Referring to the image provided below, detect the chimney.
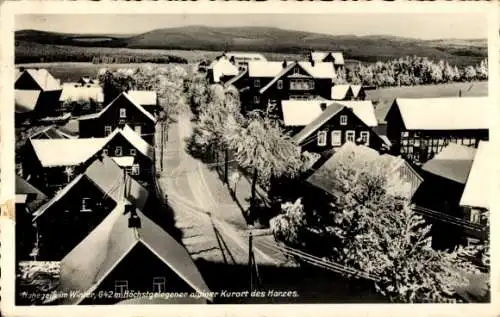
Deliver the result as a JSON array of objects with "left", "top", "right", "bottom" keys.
[
  {"left": 126, "top": 203, "right": 141, "bottom": 228},
  {"left": 310, "top": 56, "right": 315, "bottom": 67},
  {"left": 282, "top": 60, "right": 287, "bottom": 68},
  {"left": 320, "top": 102, "right": 327, "bottom": 111},
  {"left": 229, "top": 56, "right": 236, "bottom": 64}
]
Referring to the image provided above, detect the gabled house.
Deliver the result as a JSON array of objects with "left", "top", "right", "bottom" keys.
[
  {"left": 207, "top": 56, "right": 240, "bottom": 84},
  {"left": 300, "top": 142, "right": 422, "bottom": 215},
  {"left": 31, "top": 155, "right": 149, "bottom": 261},
  {"left": 23, "top": 125, "right": 154, "bottom": 193},
  {"left": 56, "top": 203, "right": 212, "bottom": 305},
  {"left": 350, "top": 85, "right": 366, "bottom": 101},
  {"left": 77, "top": 76, "right": 99, "bottom": 86},
  {"left": 127, "top": 90, "right": 161, "bottom": 116},
  {"left": 385, "top": 97, "right": 490, "bottom": 165},
  {"left": 224, "top": 51, "right": 267, "bottom": 71},
  {"left": 331, "top": 85, "right": 354, "bottom": 101},
  {"left": 28, "top": 125, "right": 74, "bottom": 140},
  {"left": 15, "top": 69, "right": 61, "bottom": 92},
  {"left": 243, "top": 60, "right": 335, "bottom": 113},
  {"left": 459, "top": 141, "right": 491, "bottom": 224},
  {"left": 14, "top": 69, "right": 63, "bottom": 119},
  {"left": 309, "top": 51, "right": 345, "bottom": 71},
  {"left": 288, "top": 100, "right": 387, "bottom": 154},
  {"left": 59, "top": 83, "right": 104, "bottom": 116},
  {"left": 78, "top": 92, "right": 157, "bottom": 144},
  {"left": 16, "top": 176, "right": 48, "bottom": 260}
]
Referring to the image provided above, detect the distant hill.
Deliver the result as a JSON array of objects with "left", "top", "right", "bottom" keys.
[{"left": 15, "top": 27, "right": 488, "bottom": 65}]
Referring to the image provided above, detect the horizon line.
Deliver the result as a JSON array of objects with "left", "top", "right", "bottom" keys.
[{"left": 14, "top": 25, "right": 487, "bottom": 42}]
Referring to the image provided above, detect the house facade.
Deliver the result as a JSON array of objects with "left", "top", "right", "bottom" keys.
[
  {"left": 385, "top": 97, "right": 489, "bottom": 165},
  {"left": 79, "top": 92, "right": 156, "bottom": 144},
  {"left": 57, "top": 207, "right": 212, "bottom": 305},
  {"left": 241, "top": 60, "right": 335, "bottom": 113},
  {"left": 289, "top": 101, "right": 387, "bottom": 154},
  {"left": 31, "top": 155, "right": 149, "bottom": 261}
]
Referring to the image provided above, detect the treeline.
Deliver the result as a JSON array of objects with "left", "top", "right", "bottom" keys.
[
  {"left": 15, "top": 41, "right": 188, "bottom": 64},
  {"left": 338, "top": 56, "right": 488, "bottom": 87}
]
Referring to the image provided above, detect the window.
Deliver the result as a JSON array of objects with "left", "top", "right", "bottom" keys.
[
  {"left": 115, "top": 146, "right": 123, "bottom": 157},
  {"left": 331, "top": 130, "right": 342, "bottom": 146},
  {"left": 289, "top": 79, "right": 314, "bottom": 90},
  {"left": 340, "top": 115, "right": 348, "bottom": 126},
  {"left": 131, "top": 164, "right": 140, "bottom": 176},
  {"left": 254, "top": 79, "right": 260, "bottom": 88},
  {"left": 360, "top": 131, "right": 370, "bottom": 145},
  {"left": 119, "top": 108, "right": 127, "bottom": 118},
  {"left": 470, "top": 209, "right": 482, "bottom": 224},
  {"left": 152, "top": 277, "right": 166, "bottom": 293},
  {"left": 115, "top": 280, "right": 128, "bottom": 294},
  {"left": 317, "top": 131, "right": 327, "bottom": 146},
  {"left": 293, "top": 67, "right": 300, "bottom": 74},
  {"left": 254, "top": 96, "right": 260, "bottom": 104},
  {"left": 345, "top": 131, "right": 355, "bottom": 143},
  {"left": 401, "top": 131, "right": 409, "bottom": 138},
  {"left": 81, "top": 198, "right": 92, "bottom": 212},
  {"left": 130, "top": 149, "right": 137, "bottom": 156},
  {"left": 134, "top": 125, "right": 142, "bottom": 135},
  {"left": 277, "top": 80, "right": 283, "bottom": 89},
  {"left": 104, "top": 125, "right": 112, "bottom": 136}
]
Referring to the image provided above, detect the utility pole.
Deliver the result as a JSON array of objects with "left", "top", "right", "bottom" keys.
[
  {"left": 248, "top": 230, "right": 253, "bottom": 297},
  {"left": 160, "top": 120, "right": 165, "bottom": 172}
]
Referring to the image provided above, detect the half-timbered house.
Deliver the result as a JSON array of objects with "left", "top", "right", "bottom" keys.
[{"left": 385, "top": 97, "right": 489, "bottom": 165}]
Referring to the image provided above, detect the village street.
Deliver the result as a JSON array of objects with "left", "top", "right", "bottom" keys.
[{"left": 154, "top": 112, "right": 289, "bottom": 268}]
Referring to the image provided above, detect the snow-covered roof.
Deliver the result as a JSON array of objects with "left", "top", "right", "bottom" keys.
[
  {"left": 78, "top": 92, "right": 156, "bottom": 122},
  {"left": 282, "top": 99, "right": 377, "bottom": 128},
  {"left": 388, "top": 97, "right": 490, "bottom": 130},
  {"left": 331, "top": 85, "right": 352, "bottom": 100},
  {"left": 59, "top": 84, "right": 104, "bottom": 103},
  {"left": 460, "top": 141, "right": 492, "bottom": 209},
  {"left": 225, "top": 52, "right": 267, "bottom": 62},
  {"left": 15, "top": 90, "right": 41, "bottom": 113},
  {"left": 21, "top": 69, "right": 61, "bottom": 91},
  {"left": 310, "top": 51, "right": 345, "bottom": 65},
  {"left": 127, "top": 90, "right": 157, "bottom": 106},
  {"left": 111, "top": 156, "right": 135, "bottom": 167},
  {"left": 210, "top": 58, "right": 240, "bottom": 83}
]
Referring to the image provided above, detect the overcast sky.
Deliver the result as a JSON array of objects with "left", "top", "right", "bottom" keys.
[{"left": 16, "top": 13, "right": 488, "bottom": 40}]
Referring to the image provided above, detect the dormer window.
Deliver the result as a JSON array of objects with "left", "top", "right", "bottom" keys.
[
  {"left": 119, "top": 108, "right": 126, "bottom": 118},
  {"left": 340, "top": 115, "right": 348, "bottom": 126}
]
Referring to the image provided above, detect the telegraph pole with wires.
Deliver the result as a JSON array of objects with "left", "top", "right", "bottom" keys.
[{"left": 248, "top": 230, "right": 253, "bottom": 297}]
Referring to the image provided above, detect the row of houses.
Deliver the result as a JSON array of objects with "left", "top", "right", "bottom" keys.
[
  {"left": 15, "top": 69, "right": 213, "bottom": 304},
  {"left": 15, "top": 68, "right": 160, "bottom": 122},
  {"left": 203, "top": 51, "right": 491, "bottom": 250}
]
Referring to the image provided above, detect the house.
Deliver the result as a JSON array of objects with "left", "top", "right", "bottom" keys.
[
  {"left": 207, "top": 56, "right": 240, "bottom": 84},
  {"left": 103, "top": 125, "right": 155, "bottom": 183},
  {"left": 288, "top": 100, "right": 388, "bottom": 154},
  {"left": 15, "top": 68, "right": 61, "bottom": 91},
  {"left": 223, "top": 51, "right": 267, "bottom": 71},
  {"left": 385, "top": 97, "right": 490, "bottom": 165},
  {"left": 77, "top": 76, "right": 99, "bottom": 86},
  {"left": 350, "top": 85, "right": 366, "bottom": 100},
  {"left": 15, "top": 89, "right": 63, "bottom": 121},
  {"left": 31, "top": 155, "right": 149, "bottom": 261},
  {"left": 56, "top": 203, "right": 212, "bottom": 305},
  {"left": 59, "top": 119, "right": 80, "bottom": 138},
  {"left": 126, "top": 90, "right": 161, "bottom": 116},
  {"left": 412, "top": 143, "right": 483, "bottom": 249},
  {"left": 459, "top": 141, "right": 491, "bottom": 225},
  {"left": 28, "top": 125, "right": 74, "bottom": 140},
  {"left": 78, "top": 92, "right": 157, "bottom": 144},
  {"left": 16, "top": 176, "right": 48, "bottom": 260},
  {"left": 242, "top": 60, "right": 335, "bottom": 113},
  {"left": 331, "top": 85, "right": 354, "bottom": 101},
  {"left": 23, "top": 125, "right": 154, "bottom": 192},
  {"left": 301, "top": 142, "right": 422, "bottom": 214},
  {"left": 309, "top": 51, "right": 345, "bottom": 71},
  {"left": 59, "top": 83, "right": 104, "bottom": 115}
]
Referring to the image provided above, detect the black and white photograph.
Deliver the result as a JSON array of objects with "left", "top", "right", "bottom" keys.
[{"left": 0, "top": 2, "right": 498, "bottom": 315}]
